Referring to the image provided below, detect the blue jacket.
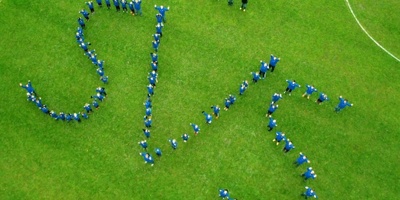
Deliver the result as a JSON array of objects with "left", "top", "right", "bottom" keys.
[
  {"left": 287, "top": 80, "right": 300, "bottom": 90},
  {"left": 269, "top": 55, "right": 280, "bottom": 66},
  {"left": 305, "top": 85, "right": 317, "bottom": 95}
]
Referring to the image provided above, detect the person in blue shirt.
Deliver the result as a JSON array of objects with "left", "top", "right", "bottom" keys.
[
  {"left": 284, "top": 80, "right": 301, "bottom": 96},
  {"left": 224, "top": 98, "right": 231, "bottom": 111},
  {"left": 211, "top": 105, "right": 220, "bottom": 119},
  {"left": 251, "top": 72, "right": 260, "bottom": 83},
  {"left": 155, "top": 148, "right": 162, "bottom": 157},
  {"left": 96, "top": 87, "right": 107, "bottom": 97},
  {"left": 269, "top": 54, "right": 280, "bottom": 72},
  {"left": 144, "top": 116, "right": 152, "bottom": 128},
  {"left": 58, "top": 112, "right": 66, "bottom": 121},
  {"left": 271, "top": 93, "right": 282, "bottom": 104},
  {"left": 153, "top": 33, "right": 161, "bottom": 43},
  {"left": 96, "top": 0, "right": 102, "bottom": 7},
  {"left": 50, "top": 110, "right": 58, "bottom": 120},
  {"left": 19, "top": 80, "right": 36, "bottom": 95},
  {"left": 84, "top": 103, "right": 93, "bottom": 113},
  {"left": 65, "top": 113, "right": 72, "bottom": 122},
  {"left": 242, "top": 80, "right": 249, "bottom": 88},
  {"left": 283, "top": 138, "right": 295, "bottom": 153},
  {"left": 148, "top": 76, "right": 156, "bottom": 87},
  {"left": 73, "top": 113, "right": 81, "bottom": 122},
  {"left": 316, "top": 92, "right": 328, "bottom": 105},
  {"left": 267, "top": 117, "right": 277, "bottom": 131},
  {"left": 128, "top": 2, "right": 135, "bottom": 15},
  {"left": 182, "top": 133, "right": 189, "bottom": 142},
  {"left": 301, "top": 186, "right": 317, "bottom": 199},
  {"left": 335, "top": 96, "right": 353, "bottom": 112},
  {"left": 147, "top": 84, "right": 154, "bottom": 96},
  {"left": 100, "top": 76, "right": 108, "bottom": 84},
  {"left": 82, "top": 112, "right": 89, "bottom": 119},
  {"left": 113, "top": 0, "right": 120, "bottom": 11},
  {"left": 27, "top": 93, "right": 35, "bottom": 102},
  {"left": 156, "top": 23, "right": 164, "bottom": 37},
  {"left": 133, "top": 0, "right": 142, "bottom": 16},
  {"left": 35, "top": 98, "right": 43, "bottom": 108},
  {"left": 79, "top": 42, "right": 90, "bottom": 52},
  {"left": 190, "top": 123, "right": 200, "bottom": 136},
  {"left": 144, "top": 97, "right": 152, "bottom": 108},
  {"left": 302, "top": 85, "right": 318, "bottom": 99},
  {"left": 145, "top": 107, "right": 152, "bottom": 118},
  {"left": 302, "top": 167, "right": 317, "bottom": 180},
  {"left": 266, "top": 103, "right": 278, "bottom": 117},
  {"left": 273, "top": 131, "right": 286, "bottom": 145},
  {"left": 259, "top": 60, "right": 269, "bottom": 79},
  {"left": 169, "top": 139, "right": 177, "bottom": 150},
  {"left": 39, "top": 105, "right": 50, "bottom": 114},
  {"left": 152, "top": 40, "right": 159, "bottom": 52},
  {"left": 229, "top": 94, "right": 236, "bottom": 104},
  {"left": 138, "top": 140, "right": 148, "bottom": 151},
  {"left": 91, "top": 93, "right": 105, "bottom": 101},
  {"left": 219, "top": 189, "right": 230, "bottom": 199},
  {"left": 92, "top": 100, "right": 99, "bottom": 109},
  {"left": 97, "top": 68, "right": 104, "bottom": 77},
  {"left": 86, "top": 1, "right": 95, "bottom": 13},
  {"left": 150, "top": 52, "right": 158, "bottom": 62},
  {"left": 79, "top": 9, "right": 90, "bottom": 20},
  {"left": 90, "top": 54, "right": 98, "bottom": 65},
  {"left": 294, "top": 152, "right": 310, "bottom": 167},
  {"left": 202, "top": 111, "right": 213, "bottom": 124},
  {"left": 140, "top": 152, "right": 154, "bottom": 166},
  {"left": 96, "top": 60, "right": 104, "bottom": 70},
  {"left": 78, "top": 17, "right": 85, "bottom": 28},
  {"left": 154, "top": 5, "right": 170, "bottom": 23},
  {"left": 238, "top": 83, "right": 244, "bottom": 96},
  {"left": 150, "top": 61, "right": 158, "bottom": 72},
  {"left": 105, "top": 0, "right": 111, "bottom": 9},
  {"left": 143, "top": 128, "right": 150, "bottom": 138},
  {"left": 156, "top": 13, "right": 163, "bottom": 24},
  {"left": 120, "top": 0, "right": 127, "bottom": 12}
]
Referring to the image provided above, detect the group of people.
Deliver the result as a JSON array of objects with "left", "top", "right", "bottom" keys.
[
  {"left": 83, "top": 0, "right": 143, "bottom": 16},
  {"left": 138, "top": 5, "right": 170, "bottom": 166},
  {"left": 19, "top": 80, "right": 107, "bottom": 122}
]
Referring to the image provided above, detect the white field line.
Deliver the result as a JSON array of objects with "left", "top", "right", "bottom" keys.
[{"left": 345, "top": 0, "right": 400, "bottom": 62}]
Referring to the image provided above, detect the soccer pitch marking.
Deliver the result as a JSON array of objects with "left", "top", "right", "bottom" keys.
[{"left": 345, "top": 0, "right": 400, "bottom": 62}]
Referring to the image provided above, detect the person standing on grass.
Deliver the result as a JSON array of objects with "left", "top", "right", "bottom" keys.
[
  {"left": 35, "top": 98, "right": 42, "bottom": 108},
  {"left": 58, "top": 112, "right": 66, "bottom": 121},
  {"left": 84, "top": 103, "right": 93, "bottom": 113},
  {"left": 151, "top": 61, "right": 158, "bottom": 72},
  {"left": 145, "top": 107, "right": 152, "bottom": 118},
  {"left": 229, "top": 94, "right": 236, "bottom": 105},
  {"left": 259, "top": 60, "right": 269, "bottom": 79},
  {"left": 138, "top": 140, "right": 148, "bottom": 151},
  {"left": 147, "top": 84, "right": 154, "bottom": 96},
  {"left": 50, "top": 110, "right": 58, "bottom": 120},
  {"left": 153, "top": 33, "right": 161, "bottom": 43},
  {"left": 190, "top": 123, "right": 200, "bottom": 136},
  {"left": 239, "top": 84, "right": 247, "bottom": 95},
  {"left": 294, "top": 152, "right": 311, "bottom": 167},
  {"left": 154, "top": 5, "right": 170, "bottom": 23},
  {"left": 144, "top": 116, "right": 152, "bottom": 128},
  {"left": 169, "top": 139, "right": 178, "bottom": 150},
  {"left": 219, "top": 189, "right": 230, "bottom": 199},
  {"left": 251, "top": 71, "right": 260, "bottom": 83},
  {"left": 79, "top": 9, "right": 90, "bottom": 20},
  {"left": 269, "top": 54, "right": 280, "bottom": 72},
  {"left": 267, "top": 116, "right": 277, "bottom": 131},
  {"left": 79, "top": 41, "right": 90, "bottom": 52},
  {"left": 121, "top": 0, "right": 128, "bottom": 12},
  {"left": 39, "top": 105, "right": 50, "bottom": 114},
  {"left": 335, "top": 96, "right": 353, "bottom": 112},
  {"left": 242, "top": 80, "right": 249, "bottom": 88},
  {"left": 301, "top": 186, "right": 317, "bottom": 199},
  {"left": 92, "top": 100, "right": 99, "bottom": 110},
  {"left": 156, "top": 13, "right": 163, "bottom": 24},
  {"left": 96, "top": 0, "right": 102, "bottom": 7},
  {"left": 91, "top": 93, "right": 105, "bottom": 102},
  {"left": 240, "top": 0, "right": 248, "bottom": 11},
  {"left": 143, "top": 128, "right": 150, "bottom": 138},
  {"left": 100, "top": 75, "right": 108, "bottom": 84},
  {"left": 228, "top": 0, "right": 233, "bottom": 6},
  {"left": 133, "top": 0, "right": 142, "bottom": 16},
  {"left": 283, "top": 138, "right": 295, "bottom": 153},
  {"left": 78, "top": 17, "right": 85, "bottom": 28},
  {"left": 284, "top": 80, "right": 301, "bottom": 96},
  {"left": 128, "top": 2, "right": 135, "bottom": 15},
  {"left": 65, "top": 113, "right": 72, "bottom": 122},
  {"left": 97, "top": 68, "right": 104, "bottom": 77},
  {"left": 273, "top": 131, "right": 286, "bottom": 145},
  {"left": 150, "top": 52, "right": 158, "bottom": 63},
  {"left": 156, "top": 23, "right": 164, "bottom": 37},
  {"left": 86, "top": 1, "right": 95, "bottom": 13},
  {"left": 224, "top": 98, "right": 231, "bottom": 111},
  {"left": 73, "top": 113, "right": 81, "bottom": 122},
  {"left": 155, "top": 148, "right": 162, "bottom": 157},
  {"left": 152, "top": 40, "right": 159, "bottom": 52},
  {"left": 211, "top": 105, "right": 220, "bottom": 119},
  {"left": 182, "top": 133, "right": 189, "bottom": 142},
  {"left": 271, "top": 93, "right": 283, "bottom": 104},
  {"left": 96, "top": 87, "right": 107, "bottom": 97},
  {"left": 302, "top": 84, "right": 318, "bottom": 99},
  {"left": 105, "top": 0, "right": 111, "bottom": 9},
  {"left": 266, "top": 103, "right": 278, "bottom": 117},
  {"left": 148, "top": 76, "right": 156, "bottom": 87},
  {"left": 19, "top": 80, "right": 36, "bottom": 95},
  {"left": 302, "top": 167, "right": 317, "bottom": 180},
  {"left": 140, "top": 152, "right": 154, "bottom": 166},
  {"left": 113, "top": 0, "right": 120, "bottom": 11},
  {"left": 144, "top": 97, "right": 152, "bottom": 108},
  {"left": 202, "top": 111, "right": 213, "bottom": 124},
  {"left": 316, "top": 92, "right": 329, "bottom": 105}
]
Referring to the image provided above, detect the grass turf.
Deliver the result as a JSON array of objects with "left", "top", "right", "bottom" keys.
[{"left": 0, "top": 0, "right": 399, "bottom": 199}]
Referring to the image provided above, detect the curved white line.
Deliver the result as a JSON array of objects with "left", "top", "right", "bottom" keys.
[{"left": 345, "top": 0, "right": 400, "bottom": 62}]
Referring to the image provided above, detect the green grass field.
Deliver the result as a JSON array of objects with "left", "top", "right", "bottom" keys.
[{"left": 1, "top": 0, "right": 399, "bottom": 199}]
